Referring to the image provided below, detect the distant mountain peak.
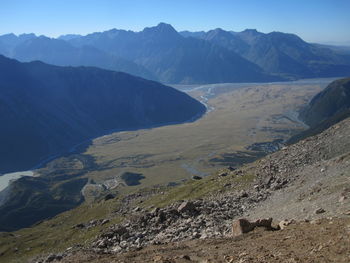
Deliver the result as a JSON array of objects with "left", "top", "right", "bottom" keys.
[
  {"left": 157, "top": 22, "right": 176, "bottom": 30},
  {"left": 208, "top": 28, "right": 232, "bottom": 36},
  {"left": 1, "top": 33, "right": 16, "bottom": 38},
  {"left": 203, "top": 28, "right": 239, "bottom": 42},
  {"left": 179, "top": 31, "right": 206, "bottom": 38},
  {"left": 58, "top": 34, "right": 81, "bottom": 41},
  {"left": 242, "top": 29, "right": 260, "bottom": 34},
  {"left": 18, "top": 33, "right": 36, "bottom": 38},
  {"left": 38, "top": 35, "right": 50, "bottom": 39},
  {"left": 143, "top": 23, "right": 179, "bottom": 36},
  {"left": 213, "top": 28, "right": 224, "bottom": 32},
  {"left": 267, "top": 31, "right": 303, "bottom": 41},
  {"left": 103, "top": 28, "right": 130, "bottom": 39}
]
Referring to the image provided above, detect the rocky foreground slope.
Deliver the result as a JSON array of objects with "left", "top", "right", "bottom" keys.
[
  {"left": 51, "top": 217, "right": 350, "bottom": 263},
  {"left": 29, "top": 116, "right": 350, "bottom": 263}
]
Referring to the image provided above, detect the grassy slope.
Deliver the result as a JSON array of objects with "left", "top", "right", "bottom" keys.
[
  {"left": 0, "top": 198, "right": 121, "bottom": 262},
  {"left": 0, "top": 167, "right": 255, "bottom": 263}
]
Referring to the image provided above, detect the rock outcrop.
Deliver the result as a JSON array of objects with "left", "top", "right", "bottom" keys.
[{"left": 231, "top": 218, "right": 273, "bottom": 236}]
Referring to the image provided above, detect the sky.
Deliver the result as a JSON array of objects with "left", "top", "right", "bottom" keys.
[{"left": 1, "top": 0, "right": 350, "bottom": 45}]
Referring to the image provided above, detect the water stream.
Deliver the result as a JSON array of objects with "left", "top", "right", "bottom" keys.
[{"left": 0, "top": 171, "right": 34, "bottom": 192}]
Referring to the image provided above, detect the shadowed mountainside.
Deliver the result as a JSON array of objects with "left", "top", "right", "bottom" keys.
[
  {"left": 0, "top": 55, "right": 206, "bottom": 173},
  {"left": 300, "top": 77, "right": 350, "bottom": 126},
  {"left": 288, "top": 77, "right": 350, "bottom": 143}
]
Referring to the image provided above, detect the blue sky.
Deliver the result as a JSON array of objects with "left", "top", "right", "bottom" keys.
[{"left": 1, "top": 0, "right": 349, "bottom": 44}]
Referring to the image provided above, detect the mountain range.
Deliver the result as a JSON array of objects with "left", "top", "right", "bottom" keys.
[
  {"left": 0, "top": 55, "right": 205, "bottom": 174},
  {"left": 0, "top": 33, "right": 155, "bottom": 80},
  {"left": 1, "top": 23, "right": 349, "bottom": 84},
  {"left": 64, "top": 23, "right": 276, "bottom": 84},
  {"left": 190, "top": 28, "right": 350, "bottom": 79}
]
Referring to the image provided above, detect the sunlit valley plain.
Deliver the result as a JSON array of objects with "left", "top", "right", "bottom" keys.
[
  {"left": 78, "top": 79, "right": 329, "bottom": 192},
  {"left": 0, "top": 1, "right": 350, "bottom": 262}
]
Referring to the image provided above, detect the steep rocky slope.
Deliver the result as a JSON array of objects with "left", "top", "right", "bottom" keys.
[
  {"left": 61, "top": 119, "right": 350, "bottom": 263},
  {"left": 51, "top": 217, "right": 350, "bottom": 263},
  {"left": 74, "top": 117, "right": 350, "bottom": 256},
  {"left": 3, "top": 116, "right": 347, "bottom": 262}
]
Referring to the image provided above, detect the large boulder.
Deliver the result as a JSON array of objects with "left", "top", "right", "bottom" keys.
[
  {"left": 232, "top": 218, "right": 273, "bottom": 236},
  {"left": 177, "top": 201, "right": 197, "bottom": 215}
]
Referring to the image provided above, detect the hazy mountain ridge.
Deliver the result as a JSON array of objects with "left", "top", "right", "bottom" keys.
[
  {"left": 0, "top": 33, "right": 37, "bottom": 56},
  {"left": 66, "top": 23, "right": 277, "bottom": 84},
  {"left": 0, "top": 34, "right": 156, "bottom": 80},
  {"left": 0, "top": 55, "right": 205, "bottom": 174},
  {"left": 186, "top": 28, "right": 350, "bottom": 79},
  {"left": 58, "top": 34, "right": 82, "bottom": 41},
  {"left": 2, "top": 23, "right": 348, "bottom": 84}
]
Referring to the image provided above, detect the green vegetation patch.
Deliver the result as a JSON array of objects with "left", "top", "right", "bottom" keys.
[
  {"left": 0, "top": 197, "right": 122, "bottom": 263},
  {"left": 143, "top": 171, "right": 256, "bottom": 208}
]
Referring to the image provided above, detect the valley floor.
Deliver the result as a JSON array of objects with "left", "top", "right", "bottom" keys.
[{"left": 67, "top": 79, "right": 332, "bottom": 195}]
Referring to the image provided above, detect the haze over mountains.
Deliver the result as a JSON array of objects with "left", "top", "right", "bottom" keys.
[
  {"left": 0, "top": 33, "right": 156, "bottom": 80},
  {"left": 186, "top": 28, "right": 350, "bottom": 79},
  {"left": 0, "top": 55, "right": 205, "bottom": 174},
  {"left": 1, "top": 23, "right": 349, "bottom": 84}
]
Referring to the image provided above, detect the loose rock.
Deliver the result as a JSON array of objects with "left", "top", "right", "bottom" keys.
[{"left": 315, "top": 208, "right": 326, "bottom": 214}]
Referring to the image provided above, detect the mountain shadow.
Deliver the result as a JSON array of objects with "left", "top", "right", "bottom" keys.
[
  {"left": 0, "top": 55, "right": 206, "bottom": 174},
  {"left": 288, "top": 77, "right": 350, "bottom": 143}
]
